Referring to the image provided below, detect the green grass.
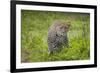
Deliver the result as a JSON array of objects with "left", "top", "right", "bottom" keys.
[{"left": 21, "top": 10, "right": 90, "bottom": 62}]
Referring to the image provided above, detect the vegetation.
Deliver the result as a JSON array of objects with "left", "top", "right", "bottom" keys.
[{"left": 21, "top": 10, "right": 90, "bottom": 62}]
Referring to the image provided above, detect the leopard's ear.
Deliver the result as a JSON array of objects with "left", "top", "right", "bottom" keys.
[{"left": 53, "top": 20, "right": 60, "bottom": 24}]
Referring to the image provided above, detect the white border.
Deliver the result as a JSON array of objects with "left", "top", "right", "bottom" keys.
[{"left": 16, "top": 4, "right": 94, "bottom": 69}]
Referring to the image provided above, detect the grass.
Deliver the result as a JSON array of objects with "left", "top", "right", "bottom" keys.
[{"left": 21, "top": 10, "right": 90, "bottom": 62}]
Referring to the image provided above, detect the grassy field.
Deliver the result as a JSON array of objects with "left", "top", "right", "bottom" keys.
[{"left": 21, "top": 10, "right": 90, "bottom": 62}]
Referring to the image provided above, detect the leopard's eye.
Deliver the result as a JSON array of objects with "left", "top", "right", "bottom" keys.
[{"left": 59, "top": 26, "right": 63, "bottom": 29}]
